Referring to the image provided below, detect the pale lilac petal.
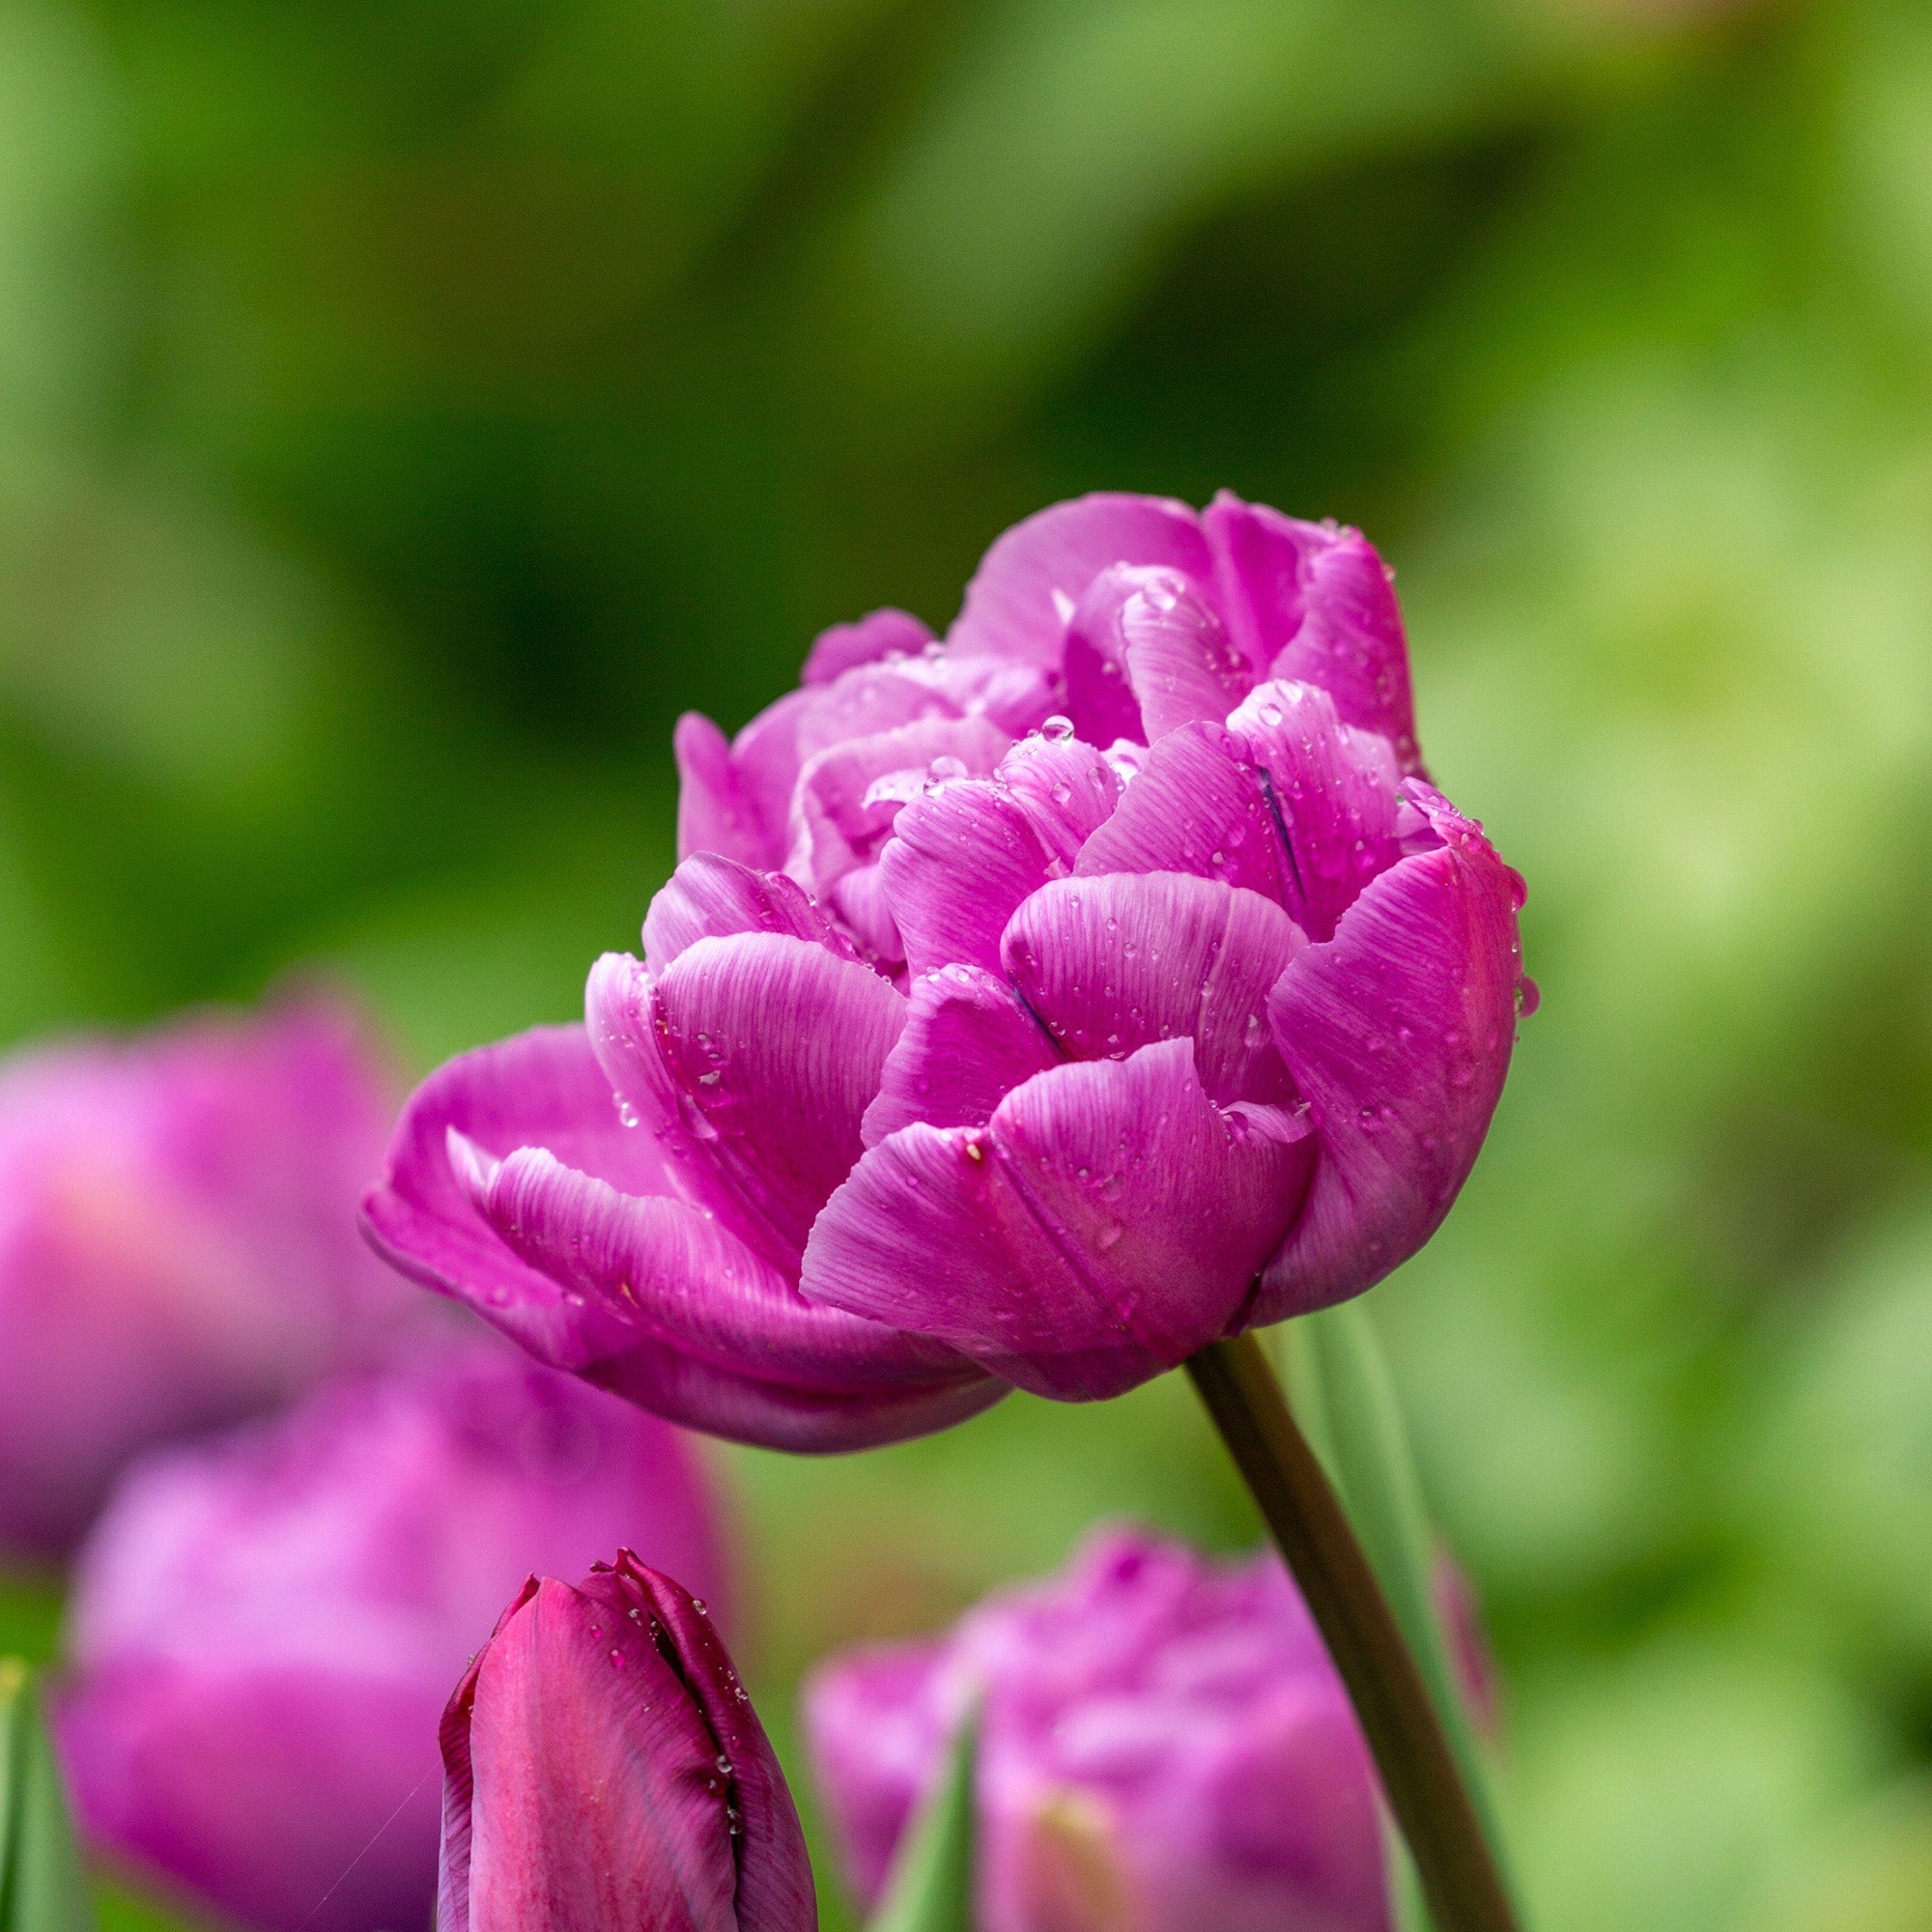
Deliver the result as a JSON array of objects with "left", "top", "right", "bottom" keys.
[
  {"left": 1255, "top": 785, "right": 1527, "bottom": 1322},
  {"left": 1073, "top": 723, "right": 1288, "bottom": 904},
  {"left": 863, "top": 965, "right": 1060, "bottom": 1146},
  {"left": 650, "top": 933, "right": 907, "bottom": 1265},
  {"left": 804, "top": 608, "right": 935, "bottom": 685},
  {"left": 995, "top": 735, "right": 1122, "bottom": 867},
  {"left": 673, "top": 714, "right": 772, "bottom": 868},
  {"left": 792, "top": 663, "right": 969, "bottom": 768},
  {"left": 642, "top": 854, "right": 856, "bottom": 976},
  {"left": 1205, "top": 494, "right": 1420, "bottom": 772},
  {"left": 1002, "top": 874, "right": 1305, "bottom": 1107},
  {"left": 950, "top": 494, "right": 1210, "bottom": 667},
  {"left": 1227, "top": 681, "right": 1403, "bottom": 942},
  {"left": 929, "top": 655, "right": 1061, "bottom": 737},
  {"left": 802, "top": 1039, "right": 1312, "bottom": 1400},
  {"left": 361, "top": 1026, "right": 668, "bottom": 1375},
  {"left": 878, "top": 780, "right": 1052, "bottom": 980}
]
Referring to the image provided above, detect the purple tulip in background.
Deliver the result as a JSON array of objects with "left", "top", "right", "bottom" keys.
[
  {"left": 807, "top": 1525, "right": 1491, "bottom": 1932},
  {"left": 440, "top": 1549, "right": 815, "bottom": 1932},
  {"left": 364, "top": 492, "right": 1530, "bottom": 1433},
  {"left": 57, "top": 1338, "right": 730, "bottom": 1932},
  {"left": 0, "top": 995, "right": 412, "bottom": 1556}
]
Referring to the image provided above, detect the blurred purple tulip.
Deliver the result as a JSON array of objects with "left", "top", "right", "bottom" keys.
[
  {"left": 364, "top": 492, "right": 1530, "bottom": 1431},
  {"left": 57, "top": 1339, "right": 731, "bottom": 1932},
  {"left": 440, "top": 1549, "right": 814, "bottom": 1932},
  {"left": 807, "top": 1525, "right": 1490, "bottom": 1932},
  {"left": 0, "top": 995, "right": 412, "bottom": 1557}
]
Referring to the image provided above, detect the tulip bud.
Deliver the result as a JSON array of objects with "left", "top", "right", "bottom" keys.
[
  {"left": 440, "top": 1551, "right": 814, "bottom": 1932},
  {"left": 57, "top": 1340, "right": 730, "bottom": 1932},
  {"left": 0, "top": 996, "right": 411, "bottom": 1557}
]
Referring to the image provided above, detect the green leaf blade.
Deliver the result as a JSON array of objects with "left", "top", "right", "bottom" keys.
[{"left": 867, "top": 1704, "right": 978, "bottom": 1932}]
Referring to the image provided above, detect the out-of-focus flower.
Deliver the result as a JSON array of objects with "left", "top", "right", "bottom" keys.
[
  {"left": 0, "top": 995, "right": 411, "bottom": 1557},
  {"left": 440, "top": 1549, "right": 814, "bottom": 1932},
  {"left": 807, "top": 1525, "right": 1491, "bottom": 1932},
  {"left": 364, "top": 492, "right": 1529, "bottom": 1430},
  {"left": 57, "top": 1339, "right": 731, "bottom": 1932}
]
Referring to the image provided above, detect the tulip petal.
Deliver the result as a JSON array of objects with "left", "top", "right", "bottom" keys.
[
  {"left": 1256, "top": 785, "right": 1527, "bottom": 1321},
  {"left": 1002, "top": 874, "right": 1304, "bottom": 1108},
  {"left": 863, "top": 965, "right": 1061, "bottom": 1145},
  {"left": 804, "top": 608, "right": 935, "bottom": 685},
  {"left": 1063, "top": 565, "right": 1155, "bottom": 749},
  {"left": 1205, "top": 494, "right": 1421, "bottom": 773},
  {"left": 361, "top": 1026, "right": 668, "bottom": 1375},
  {"left": 995, "top": 734, "right": 1122, "bottom": 867},
  {"left": 643, "top": 855, "right": 856, "bottom": 976},
  {"left": 950, "top": 493, "right": 1210, "bottom": 667},
  {"left": 649, "top": 933, "right": 907, "bottom": 1265},
  {"left": 1227, "top": 681, "right": 1403, "bottom": 943},
  {"left": 674, "top": 714, "right": 772, "bottom": 869},
  {"left": 803, "top": 1038, "right": 1313, "bottom": 1400},
  {"left": 879, "top": 780, "right": 1053, "bottom": 980},
  {"left": 1120, "top": 572, "right": 1253, "bottom": 742}
]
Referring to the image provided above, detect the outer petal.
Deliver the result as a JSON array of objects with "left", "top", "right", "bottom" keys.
[
  {"left": 949, "top": 494, "right": 1210, "bottom": 667},
  {"left": 878, "top": 780, "right": 1053, "bottom": 980},
  {"left": 674, "top": 714, "right": 774, "bottom": 869},
  {"left": 995, "top": 734, "right": 1122, "bottom": 867},
  {"left": 360, "top": 1026, "right": 668, "bottom": 1375},
  {"left": 801, "top": 1039, "right": 1313, "bottom": 1401},
  {"left": 1119, "top": 570, "right": 1253, "bottom": 742},
  {"left": 1205, "top": 494, "right": 1421, "bottom": 773},
  {"left": 1255, "top": 786, "right": 1527, "bottom": 1322},
  {"left": 643, "top": 855, "right": 857, "bottom": 977},
  {"left": 863, "top": 965, "right": 1060, "bottom": 1145},
  {"left": 1002, "top": 874, "right": 1304, "bottom": 1108},
  {"left": 804, "top": 608, "right": 935, "bottom": 685}
]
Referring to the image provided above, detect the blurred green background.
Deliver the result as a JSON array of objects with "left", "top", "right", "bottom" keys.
[{"left": 1, "top": 0, "right": 1931, "bottom": 1924}]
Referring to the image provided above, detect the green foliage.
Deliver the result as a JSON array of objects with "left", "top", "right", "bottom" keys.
[
  {"left": 0, "top": 1662, "right": 94, "bottom": 1932},
  {"left": 866, "top": 1709, "right": 977, "bottom": 1932}
]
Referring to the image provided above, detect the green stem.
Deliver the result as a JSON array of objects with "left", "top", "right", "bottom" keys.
[{"left": 1185, "top": 1336, "right": 1519, "bottom": 1932}]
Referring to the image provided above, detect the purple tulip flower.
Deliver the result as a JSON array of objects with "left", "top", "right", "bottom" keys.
[
  {"left": 57, "top": 1339, "right": 731, "bottom": 1932},
  {"left": 807, "top": 1525, "right": 1486, "bottom": 1932},
  {"left": 0, "top": 995, "right": 412, "bottom": 1556},
  {"left": 364, "top": 492, "right": 1530, "bottom": 1430},
  {"left": 440, "top": 1549, "right": 815, "bottom": 1932}
]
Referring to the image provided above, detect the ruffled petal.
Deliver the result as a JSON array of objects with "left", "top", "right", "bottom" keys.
[
  {"left": 1063, "top": 565, "right": 1154, "bottom": 749},
  {"left": 802, "top": 1038, "right": 1313, "bottom": 1401},
  {"left": 1120, "top": 571, "right": 1254, "bottom": 742},
  {"left": 1226, "top": 681, "right": 1403, "bottom": 943},
  {"left": 360, "top": 1026, "right": 668, "bottom": 1374},
  {"left": 673, "top": 714, "right": 773, "bottom": 869},
  {"left": 1255, "top": 785, "right": 1527, "bottom": 1322},
  {"left": 803, "top": 608, "right": 935, "bottom": 686},
  {"left": 642, "top": 854, "right": 857, "bottom": 976},
  {"left": 950, "top": 494, "right": 1210, "bottom": 667},
  {"left": 1002, "top": 874, "right": 1304, "bottom": 1107},
  {"left": 1205, "top": 494, "right": 1421, "bottom": 773},
  {"left": 995, "top": 734, "right": 1122, "bottom": 867},
  {"left": 878, "top": 779, "right": 1053, "bottom": 980},
  {"left": 863, "top": 964, "right": 1060, "bottom": 1146}
]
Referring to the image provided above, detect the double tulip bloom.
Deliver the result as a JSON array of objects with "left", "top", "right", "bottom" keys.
[
  {"left": 808, "top": 1525, "right": 1466, "bottom": 1932},
  {"left": 440, "top": 1550, "right": 814, "bottom": 1932},
  {"left": 0, "top": 997, "right": 411, "bottom": 1555},
  {"left": 58, "top": 1340, "right": 728, "bottom": 1932},
  {"left": 365, "top": 492, "right": 1530, "bottom": 1443}
]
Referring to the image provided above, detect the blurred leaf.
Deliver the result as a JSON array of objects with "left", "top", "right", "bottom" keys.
[
  {"left": 867, "top": 1705, "right": 976, "bottom": 1932},
  {"left": 0, "top": 1660, "right": 95, "bottom": 1932}
]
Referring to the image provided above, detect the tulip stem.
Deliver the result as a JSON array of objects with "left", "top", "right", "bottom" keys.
[{"left": 1185, "top": 1334, "right": 1519, "bottom": 1932}]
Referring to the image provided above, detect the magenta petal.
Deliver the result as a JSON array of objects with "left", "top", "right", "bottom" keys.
[
  {"left": 804, "top": 608, "right": 935, "bottom": 686},
  {"left": 863, "top": 964, "right": 1060, "bottom": 1146},
  {"left": 950, "top": 493, "right": 1210, "bottom": 667},
  {"left": 802, "top": 1039, "right": 1313, "bottom": 1401},
  {"left": 651, "top": 933, "right": 907, "bottom": 1264},
  {"left": 1073, "top": 723, "right": 1288, "bottom": 905},
  {"left": 1227, "top": 681, "right": 1403, "bottom": 943},
  {"left": 674, "top": 714, "right": 773, "bottom": 869},
  {"left": 878, "top": 780, "right": 1053, "bottom": 980},
  {"left": 1002, "top": 874, "right": 1305, "bottom": 1107},
  {"left": 1205, "top": 494, "right": 1421, "bottom": 773},
  {"left": 1119, "top": 571, "right": 1254, "bottom": 741},
  {"left": 643, "top": 854, "right": 857, "bottom": 976},
  {"left": 1255, "top": 786, "right": 1527, "bottom": 1322},
  {"left": 1063, "top": 565, "right": 1155, "bottom": 748},
  {"left": 361, "top": 1026, "right": 668, "bottom": 1374},
  {"left": 995, "top": 734, "right": 1122, "bottom": 867}
]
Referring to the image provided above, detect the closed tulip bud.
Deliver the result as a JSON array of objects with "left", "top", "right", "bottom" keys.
[
  {"left": 364, "top": 492, "right": 1529, "bottom": 1441},
  {"left": 440, "top": 1550, "right": 814, "bottom": 1932},
  {"left": 57, "top": 1340, "right": 730, "bottom": 1932},
  {"left": 807, "top": 1526, "right": 1497, "bottom": 1932},
  {"left": 0, "top": 996, "right": 411, "bottom": 1557}
]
